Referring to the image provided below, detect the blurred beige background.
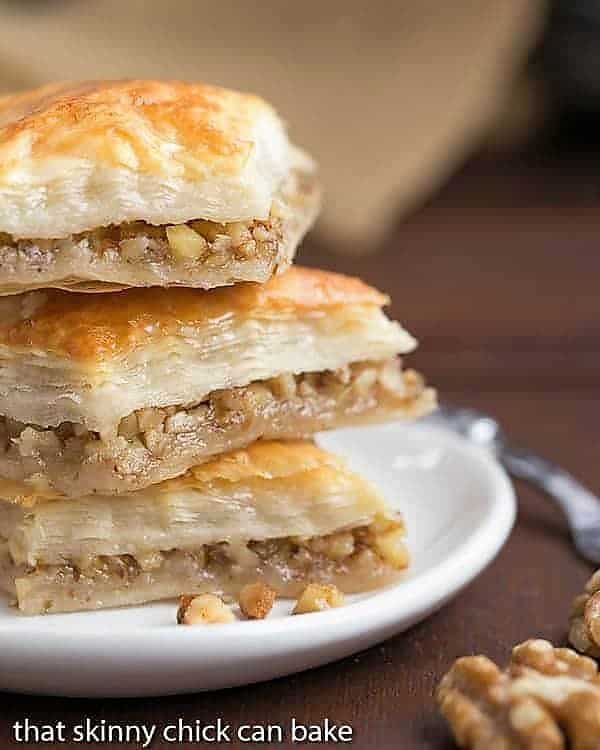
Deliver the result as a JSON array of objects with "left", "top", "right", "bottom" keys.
[{"left": 0, "top": 0, "right": 544, "bottom": 250}]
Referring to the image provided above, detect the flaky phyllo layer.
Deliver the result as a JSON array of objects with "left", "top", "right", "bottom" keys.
[
  {"left": 0, "top": 442, "right": 410, "bottom": 614},
  {"left": 0, "top": 267, "right": 416, "bottom": 433},
  {"left": 0, "top": 81, "right": 296, "bottom": 236}
]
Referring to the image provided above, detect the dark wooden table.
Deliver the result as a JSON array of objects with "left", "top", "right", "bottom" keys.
[{"left": 3, "top": 149, "right": 600, "bottom": 749}]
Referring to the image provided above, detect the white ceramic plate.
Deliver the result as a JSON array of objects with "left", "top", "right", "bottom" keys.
[{"left": 0, "top": 422, "right": 515, "bottom": 697}]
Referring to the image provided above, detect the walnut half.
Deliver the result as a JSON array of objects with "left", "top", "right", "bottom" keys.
[
  {"left": 437, "top": 639, "right": 600, "bottom": 750},
  {"left": 569, "top": 569, "right": 600, "bottom": 658}
]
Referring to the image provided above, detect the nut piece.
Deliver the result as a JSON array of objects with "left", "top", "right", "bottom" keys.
[
  {"left": 569, "top": 569, "right": 600, "bottom": 658},
  {"left": 372, "top": 527, "right": 410, "bottom": 569},
  {"left": 292, "top": 583, "right": 345, "bottom": 615},
  {"left": 239, "top": 582, "right": 276, "bottom": 620},
  {"left": 176, "top": 593, "right": 235, "bottom": 625},
  {"left": 437, "top": 638, "right": 600, "bottom": 750},
  {"left": 166, "top": 224, "right": 208, "bottom": 260},
  {"left": 120, "top": 236, "right": 148, "bottom": 261}
]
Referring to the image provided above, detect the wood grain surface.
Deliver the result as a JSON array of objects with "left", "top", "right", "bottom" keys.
[{"left": 2, "top": 149, "right": 599, "bottom": 749}]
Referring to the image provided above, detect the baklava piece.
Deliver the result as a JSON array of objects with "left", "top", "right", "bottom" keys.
[
  {"left": 0, "top": 266, "right": 435, "bottom": 495},
  {"left": 0, "top": 441, "right": 410, "bottom": 615},
  {"left": 0, "top": 80, "right": 320, "bottom": 294}
]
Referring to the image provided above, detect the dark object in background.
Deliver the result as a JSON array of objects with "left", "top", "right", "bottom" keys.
[
  {"left": 539, "top": 0, "right": 600, "bottom": 145},
  {"left": 0, "top": 0, "right": 74, "bottom": 9}
]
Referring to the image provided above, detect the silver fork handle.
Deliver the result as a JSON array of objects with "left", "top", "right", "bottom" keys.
[{"left": 501, "top": 447, "right": 600, "bottom": 532}]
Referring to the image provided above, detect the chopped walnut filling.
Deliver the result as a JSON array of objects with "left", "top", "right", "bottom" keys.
[
  {"left": 569, "top": 569, "right": 600, "bottom": 658},
  {"left": 437, "top": 639, "right": 600, "bottom": 750},
  {"left": 0, "top": 216, "right": 281, "bottom": 272},
  {"left": 6, "top": 520, "right": 408, "bottom": 615},
  {"left": 0, "top": 360, "right": 435, "bottom": 496}
]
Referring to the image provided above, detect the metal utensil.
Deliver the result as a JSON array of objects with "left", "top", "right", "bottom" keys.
[{"left": 428, "top": 403, "right": 600, "bottom": 564}]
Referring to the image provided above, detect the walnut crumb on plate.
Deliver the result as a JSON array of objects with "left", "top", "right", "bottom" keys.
[
  {"left": 292, "top": 583, "right": 345, "bottom": 614},
  {"left": 239, "top": 582, "right": 276, "bottom": 620},
  {"left": 176, "top": 593, "right": 235, "bottom": 625}
]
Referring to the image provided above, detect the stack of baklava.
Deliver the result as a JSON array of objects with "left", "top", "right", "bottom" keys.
[{"left": 0, "top": 81, "right": 435, "bottom": 615}]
